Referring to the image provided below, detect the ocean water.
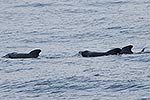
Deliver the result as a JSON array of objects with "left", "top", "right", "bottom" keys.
[{"left": 0, "top": 0, "right": 150, "bottom": 100}]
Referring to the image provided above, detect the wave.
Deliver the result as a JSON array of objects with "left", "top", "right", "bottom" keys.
[{"left": 14, "top": 3, "right": 52, "bottom": 8}]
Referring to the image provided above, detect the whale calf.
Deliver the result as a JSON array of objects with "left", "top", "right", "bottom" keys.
[
  {"left": 3, "top": 49, "right": 41, "bottom": 59},
  {"left": 79, "top": 48, "right": 121, "bottom": 57}
]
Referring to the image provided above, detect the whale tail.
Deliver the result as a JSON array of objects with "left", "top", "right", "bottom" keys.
[
  {"left": 29, "top": 49, "right": 41, "bottom": 58},
  {"left": 120, "top": 45, "right": 133, "bottom": 54}
]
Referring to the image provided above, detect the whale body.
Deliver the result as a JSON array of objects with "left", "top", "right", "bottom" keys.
[
  {"left": 3, "top": 49, "right": 41, "bottom": 59},
  {"left": 79, "top": 48, "right": 121, "bottom": 57}
]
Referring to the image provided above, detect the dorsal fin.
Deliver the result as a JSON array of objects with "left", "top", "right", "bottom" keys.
[
  {"left": 141, "top": 48, "right": 145, "bottom": 52},
  {"left": 120, "top": 45, "right": 133, "bottom": 54},
  {"left": 29, "top": 49, "right": 41, "bottom": 58}
]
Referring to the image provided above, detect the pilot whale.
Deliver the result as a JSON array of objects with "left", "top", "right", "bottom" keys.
[
  {"left": 3, "top": 49, "right": 41, "bottom": 59},
  {"left": 79, "top": 45, "right": 147, "bottom": 57},
  {"left": 79, "top": 48, "right": 121, "bottom": 57}
]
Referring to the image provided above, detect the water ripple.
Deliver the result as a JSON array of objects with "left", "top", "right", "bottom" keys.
[
  {"left": 85, "top": 1, "right": 130, "bottom": 7},
  {"left": 14, "top": 3, "right": 53, "bottom": 8},
  {"left": 62, "top": 8, "right": 98, "bottom": 14},
  {"left": 121, "top": 54, "right": 150, "bottom": 62},
  {"left": 1, "top": 76, "right": 149, "bottom": 96}
]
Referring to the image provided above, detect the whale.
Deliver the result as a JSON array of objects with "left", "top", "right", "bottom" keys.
[
  {"left": 3, "top": 49, "right": 41, "bottom": 59},
  {"left": 79, "top": 48, "right": 121, "bottom": 57},
  {"left": 79, "top": 45, "right": 148, "bottom": 57},
  {"left": 120, "top": 45, "right": 146, "bottom": 54}
]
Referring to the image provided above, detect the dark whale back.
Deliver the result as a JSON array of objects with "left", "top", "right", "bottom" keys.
[
  {"left": 120, "top": 45, "right": 133, "bottom": 54},
  {"left": 79, "top": 48, "right": 121, "bottom": 57},
  {"left": 106, "top": 48, "right": 121, "bottom": 55},
  {"left": 79, "top": 50, "right": 106, "bottom": 57},
  {"left": 3, "top": 49, "right": 41, "bottom": 58}
]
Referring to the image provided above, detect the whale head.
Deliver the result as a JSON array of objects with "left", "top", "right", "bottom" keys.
[
  {"left": 120, "top": 45, "right": 133, "bottom": 54},
  {"left": 29, "top": 49, "right": 41, "bottom": 58},
  {"left": 79, "top": 50, "right": 91, "bottom": 57}
]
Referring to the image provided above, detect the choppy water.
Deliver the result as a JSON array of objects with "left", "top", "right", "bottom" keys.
[{"left": 0, "top": 0, "right": 150, "bottom": 100}]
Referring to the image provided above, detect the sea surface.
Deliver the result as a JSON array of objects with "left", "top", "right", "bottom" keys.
[{"left": 0, "top": 0, "right": 150, "bottom": 100}]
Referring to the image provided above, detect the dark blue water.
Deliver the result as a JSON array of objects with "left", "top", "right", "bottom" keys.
[{"left": 0, "top": 0, "right": 150, "bottom": 100}]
